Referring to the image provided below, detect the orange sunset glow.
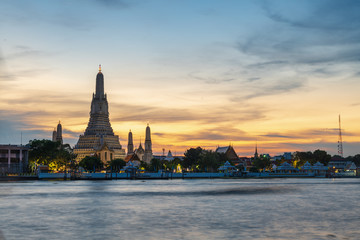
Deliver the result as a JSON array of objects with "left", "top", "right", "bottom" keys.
[{"left": 1, "top": 1, "right": 360, "bottom": 157}]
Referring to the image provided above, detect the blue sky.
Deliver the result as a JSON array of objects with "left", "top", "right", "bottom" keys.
[{"left": 1, "top": 0, "right": 360, "bottom": 156}]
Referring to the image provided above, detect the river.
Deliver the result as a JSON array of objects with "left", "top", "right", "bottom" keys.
[{"left": 1, "top": 178, "right": 359, "bottom": 239}]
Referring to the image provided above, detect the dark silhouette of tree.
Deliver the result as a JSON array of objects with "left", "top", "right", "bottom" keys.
[
  {"left": 294, "top": 150, "right": 331, "bottom": 167},
  {"left": 150, "top": 158, "right": 162, "bottom": 172},
  {"left": 28, "top": 139, "right": 61, "bottom": 165},
  {"left": 294, "top": 151, "right": 314, "bottom": 166},
  {"left": 313, "top": 149, "right": 331, "bottom": 165},
  {"left": 107, "top": 158, "right": 126, "bottom": 172},
  {"left": 252, "top": 155, "right": 271, "bottom": 171},
  {"left": 198, "top": 151, "right": 223, "bottom": 172},
  {"left": 79, "top": 156, "right": 103, "bottom": 172},
  {"left": 139, "top": 161, "right": 151, "bottom": 171},
  {"left": 345, "top": 154, "right": 360, "bottom": 166},
  {"left": 183, "top": 147, "right": 203, "bottom": 170},
  {"left": 28, "top": 139, "right": 76, "bottom": 172}
]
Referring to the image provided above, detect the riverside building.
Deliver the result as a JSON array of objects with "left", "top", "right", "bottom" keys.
[
  {"left": 0, "top": 144, "right": 29, "bottom": 174},
  {"left": 74, "top": 66, "right": 125, "bottom": 163}
]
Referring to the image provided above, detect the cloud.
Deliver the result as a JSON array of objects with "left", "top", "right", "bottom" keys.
[
  {"left": 263, "top": 0, "right": 360, "bottom": 32},
  {"left": 229, "top": 77, "right": 306, "bottom": 102},
  {"left": 0, "top": 73, "right": 16, "bottom": 82},
  {"left": 257, "top": 128, "right": 357, "bottom": 143},
  {"left": 94, "top": 0, "right": 130, "bottom": 8},
  {"left": 0, "top": 119, "right": 50, "bottom": 144},
  {"left": 235, "top": 0, "right": 360, "bottom": 79},
  {"left": 0, "top": 110, "right": 83, "bottom": 145},
  {"left": 247, "top": 60, "right": 289, "bottom": 69},
  {"left": 247, "top": 77, "right": 261, "bottom": 82},
  {"left": 188, "top": 72, "right": 236, "bottom": 85},
  {"left": 260, "top": 134, "right": 296, "bottom": 139},
  {"left": 7, "top": 46, "right": 47, "bottom": 60},
  {"left": 111, "top": 102, "right": 267, "bottom": 124},
  {"left": 156, "top": 126, "right": 255, "bottom": 143}
]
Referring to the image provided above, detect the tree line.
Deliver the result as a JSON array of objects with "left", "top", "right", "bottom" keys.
[
  {"left": 27, "top": 139, "right": 126, "bottom": 173},
  {"left": 27, "top": 141, "right": 230, "bottom": 173},
  {"left": 26, "top": 139, "right": 360, "bottom": 173}
]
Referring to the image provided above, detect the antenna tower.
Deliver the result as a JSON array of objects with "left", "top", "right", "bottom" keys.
[{"left": 338, "top": 115, "right": 343, "bottom": 157}]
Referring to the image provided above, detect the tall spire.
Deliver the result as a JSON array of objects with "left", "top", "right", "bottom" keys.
[
  {"left": 56, "top": 121, "right": 63, "bottom": 144},
  {"left": 144, "top": 124, "right": 153, "bottom": 163},
  {"left": 254, "top": 141, "right": 258, "bottom": 160},
  {"left": 52, "top": 128, "right": 57, "bottom": 142},
  {"left": 128, "top": 130, "right": 134, "bottom": 154},
  {"left": 95, "top": 65, "right": 104, "bottom": 98},
  {"left": 85, "top": 67, "right": 111, "bottom": 135},
  {"left": 145, "top": 124, "right": 151, "bottom": 142}
]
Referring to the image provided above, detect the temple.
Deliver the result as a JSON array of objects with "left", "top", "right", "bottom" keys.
[
  {"left": 127, "top": 130, "right": 134, "bottom": 154},
  {"left": 52, "top": 121, "right": 63, "bottom": 144},
  {"left": 125, "top": 125, "right": 153, "bottom": 164},
  {"left": 74, "top": 66, "right": 125, "bottom": 162},
  {"left": 143, "top": 124, "right": 153, "bottom": 163}
]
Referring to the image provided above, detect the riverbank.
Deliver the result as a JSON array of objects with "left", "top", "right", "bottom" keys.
[
  {"left": 0, "top": 175, "right": 38, "bottom": 181},
  {"left": 1, "top": 171, "right": 357, "bottom": 181}
]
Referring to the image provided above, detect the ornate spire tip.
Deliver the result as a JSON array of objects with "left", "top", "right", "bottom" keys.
[{"left": 99, "top": 64, "right": 102, "bottom": 72}]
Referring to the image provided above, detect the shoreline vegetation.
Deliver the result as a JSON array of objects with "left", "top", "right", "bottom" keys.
[{"left": 2, "top": 139, "right": 359, "bottom": 181}]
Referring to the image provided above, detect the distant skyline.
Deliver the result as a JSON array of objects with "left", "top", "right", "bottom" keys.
[{"left": 1, "top": 0, "right": 360, "bottom": 156}]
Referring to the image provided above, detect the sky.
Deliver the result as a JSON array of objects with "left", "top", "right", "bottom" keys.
[{"left": 1, "top": 0, "right": 360, "bottom": 157}]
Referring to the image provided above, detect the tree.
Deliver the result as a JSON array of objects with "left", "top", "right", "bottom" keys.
[
  {"left": 183, "top": 147, "right": 203, "bottom": 170},
  {"left": 198, "top": 150, "right": 222, "bottom": 172},
  {"left": 79, "top": 156, "right": 103, "bottom": 172},
  {"left": 150, "top": 158, "right": 162, "bottom": 172},
  {"left": 252, "top": 155, "right": 271, "bottom": 171},
  {"left": 170, "top": 157, "right": 182, "bottom": 172},
  {"left": 313, "top": 149, "right": 331, "bottom": 165},
  {"left": 107, "top": 158, "right": 126, "bottom": 172},
  {"left": 28, "top": 139, "right": 61, "bottom": 166},
  {"left": 293, "top": 150, "right": 331, "bottom": 167},
  {"left": 28, "top": 139, "right": 76, "bottom": 172},
  {"left": 294, "top": 151, "right": 314, "bottom": 166},
  {"left": 345, "top": 154, "right": 360, "bottom": 167},
  {"left": 139, "top": 161, "right": 151, "bottom": 171}
]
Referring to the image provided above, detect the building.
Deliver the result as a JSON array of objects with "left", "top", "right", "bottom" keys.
[
  {"left": 143, "top": 124, "right": 153, "bottom": 163},
  {"left": 127, "top": 130, "right": 134, "bottom": 154},
  {"left": 134, "top": 142, "right": 145, "bottom": 161},
  {"left": 0, "top": 145, "right": 29, "bottom": 174},
  {"left": 328, "top": 156, "right": 357, "bottom": 176},
  {"left": 74, "top": 66, "right": 126, "bottom": 163},
  {"left": 126, "top": 125, "right": 153, "bottom": 163},
  {"left": 52, "top": 121, "right": 63, "bottom": 144},
  {"left": 164, "top": 150, "right": 174, "bottom": 161},
  {"left": 272, "top": 152, "right": 293, "bottom": 161},
  {"left": 52, "top": 128, "right": 57, "bottom": 142},
  {"left": 215, "top": 145, "right": 240, "bottom": 164}
]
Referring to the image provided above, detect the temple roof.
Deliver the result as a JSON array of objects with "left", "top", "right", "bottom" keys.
[{"left": 216, "top": 146, "right": 229, "bottom": 154}]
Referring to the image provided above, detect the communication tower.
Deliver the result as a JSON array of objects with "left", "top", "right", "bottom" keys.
[{"left": 338, "top": 115, "right": 343, "bottom": 157}]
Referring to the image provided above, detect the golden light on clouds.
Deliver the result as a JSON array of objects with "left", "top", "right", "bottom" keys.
[{"left": 1, "top": 0, "right": 360, "bottom": 157}]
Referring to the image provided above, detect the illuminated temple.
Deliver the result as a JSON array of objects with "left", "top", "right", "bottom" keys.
[{"left": 74, "top": 66, "right": 125, "bottom": 162}]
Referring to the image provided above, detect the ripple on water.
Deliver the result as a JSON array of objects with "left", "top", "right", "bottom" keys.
[{"left": 1, "top": 178, "right": 360, "bottom": 240}]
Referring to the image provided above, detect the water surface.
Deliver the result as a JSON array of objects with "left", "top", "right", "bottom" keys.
[{"left": 1, "top": 178, "right": 360, "bottom": 239}]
